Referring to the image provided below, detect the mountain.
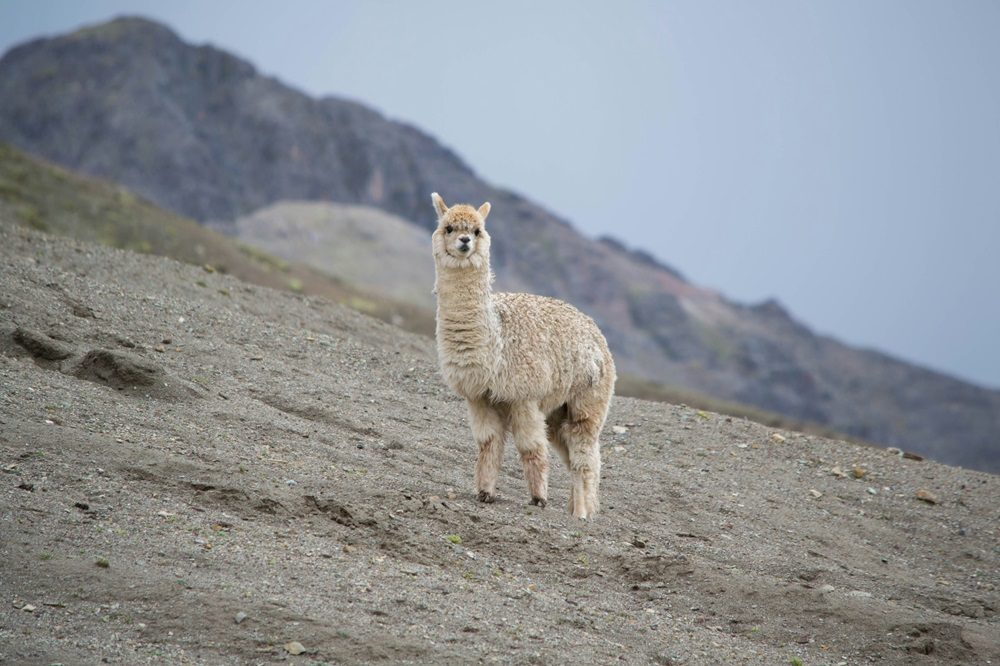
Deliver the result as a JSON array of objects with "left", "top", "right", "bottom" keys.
[
  {"left": 3, "top": 221, "right": 998, "bottom": 664},
  {"left": 1, "top": 16, "right": 998, "bottom": 471}
]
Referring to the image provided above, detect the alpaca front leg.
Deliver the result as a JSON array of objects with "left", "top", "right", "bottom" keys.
[
  {"left": 511, "top": 402, "right": 550, "bottom": 507},
  {"left": 468, "top": 399, "right": 505, "bottom": 502}
]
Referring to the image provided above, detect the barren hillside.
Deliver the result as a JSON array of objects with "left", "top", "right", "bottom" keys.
[{"left": 2, "top": 220, "right": 997, "bottom": 665}]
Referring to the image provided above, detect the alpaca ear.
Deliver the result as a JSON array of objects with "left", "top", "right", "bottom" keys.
[
  {"left": 478, "top": 202, "right": 491, "bottom": 221},
  {"left": 431, "top": 192, "right": 448, "bottom": 218}
]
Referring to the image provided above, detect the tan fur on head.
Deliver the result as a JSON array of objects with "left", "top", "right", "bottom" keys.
[
  {"left": 430, "top": 194, "right": 492, "bottom": 272},
  {"left": 430, "top": 192, "right": 616, "bottom": 519}
]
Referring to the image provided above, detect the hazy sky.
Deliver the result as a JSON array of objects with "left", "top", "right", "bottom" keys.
[{"left": 2, "top": 1, "right": 999, "bottom": 389}]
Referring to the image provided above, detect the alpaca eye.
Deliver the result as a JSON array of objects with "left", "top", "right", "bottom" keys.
[
  {"left": 445, "top": 225, "right": 454, "bottom": 234},
  {"left": 474, "top": 229, "right": 481, "bottom": 236}
]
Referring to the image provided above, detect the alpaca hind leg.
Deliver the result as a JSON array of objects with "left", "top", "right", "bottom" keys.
[
  {"left": 561, "top": 401, "right": 607, "bottom": 519},
  {"left": 468, "top": 398, "right": 506, "bottom": 502},
  {"left": 511, "top": 401, "right": 550, "bottom": 507},
  {"left": 546, "top": 404, "right": 574, "bottom": 511}
]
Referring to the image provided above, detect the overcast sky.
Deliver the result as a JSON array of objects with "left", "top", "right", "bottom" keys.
[{"left": 2, "top": 1, "right": 999, "bottom": 389}]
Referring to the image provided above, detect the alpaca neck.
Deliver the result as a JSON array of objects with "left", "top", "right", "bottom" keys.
[{"left": 434, "top": 262, "right": 501, "bottom": 376}]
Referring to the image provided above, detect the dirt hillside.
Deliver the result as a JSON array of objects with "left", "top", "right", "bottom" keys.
[{"left": 1, "top": 220, "right": 997, "bottom": 665}]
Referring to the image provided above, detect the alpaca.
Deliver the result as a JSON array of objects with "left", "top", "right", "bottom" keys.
[{"left": 431, "top": 192, "right": 616, "bottom": 518}]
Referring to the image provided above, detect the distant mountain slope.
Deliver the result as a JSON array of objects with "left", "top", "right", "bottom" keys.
[
  {"left": 0, "top": 143, "right": 434, "bottom": 334},
  {"left": 229, "top": 201, "right": 436, "bottom": 310},
  {"left": 1, "top": 17, "right": 997, "bottom": 471}
]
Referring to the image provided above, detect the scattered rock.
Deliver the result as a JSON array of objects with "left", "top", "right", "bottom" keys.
[
  {"left": 846, "top": 590, "right": 872, "bottom": 598},
  {"left": 17, "top": 481, "right": 34, "bottom": 491},
  {"left": 902, "top": 451, "right": 924, "bottom": 461},
  {"left": 95, "top": 558, "right": 109, "bottom": 568},
  {"left": 71, "top": 348, "right": 199, "bottom": 399},
  {"left": 612, "top": 425, "right": 629, "bottom": 435},
  {"left": 283, "top": 641, "right": 305, "bottom": 655},
  {"left": 830, "top": 466, "right": 848, "bottom": 478},
  {"left": 819, "top": 584, "right": 836, "bottom": 594},
  {"left": 852, "top": 467, "right": 866, "bottom": 479},
  {"left": 21, "top": 603, "right": 37, "bottom": 612},
  {"left": 809, "top": 489, "right": 823, "bottom": 499},
  {"left": 915, "top": 489, "right": 938, "bottom": 505},
  {"left": 234, "top": 611, "right": 248, "bottom": 624},
  {"left": 12, "top": 327, "right": 76, "bottom": 361},
  {"left": 770, "top": 433, "right": 787, "bottom": 443},
  {"left": 866, "top": 488, "right": 878, "bottom": 495}
]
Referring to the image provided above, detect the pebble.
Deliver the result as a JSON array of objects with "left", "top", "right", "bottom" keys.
[
  {"left": 830, "top": 466, "right": 848, "bottom": 478},
  {"left": 770, "top": 433, "right": 787, "bottom": 443},
  {"left": 809, "top": 489, "right": 823, "bottom": 499},
  {"left": 852, "top": 467, "right": 866, "bottom": 479},
  {"left": 284, "top": 479, "right": 297, "bottom": 486},
  {"left": 866, "top": 488, "right": 878, "bottom": 495},
  {"left": 819, "top": 584, "right": 836, "bottom": 594},
  {"left": 915, "top": 488, "right": 938, "bottom": 504},
  {"left": 234, "top": 611, "right": 248, "bottom": 624},
  {"left": 284, "top": 641, "right": 305, "bottom": 655},
  {"left": 22, "top": 604, "right": 36, "bottom": 612},
  {"left": 612, "top": 425, "right": 628, "bottom": 435},
  {"left": 846, "top": 590, "right": 872, "bottom": 598}
]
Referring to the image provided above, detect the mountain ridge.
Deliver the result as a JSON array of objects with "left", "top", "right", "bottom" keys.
[{"left": 1, "top": 16, "right": 997, "bottom": 471}]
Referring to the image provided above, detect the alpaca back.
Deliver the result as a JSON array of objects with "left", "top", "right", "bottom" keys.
[{"left": 489, "top": 292, "right": 615, "bottom": 410}]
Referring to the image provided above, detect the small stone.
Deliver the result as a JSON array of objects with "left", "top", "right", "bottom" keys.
[
  {"left": 846, "top": 590, "right": 872, "bottom": 598},
  {"left": 830, "top": 466, "right": 848, "bottom": 478},
  {"left": 342, "top": 544, "right": 355, "bottom": 554},
  {"left": 17, "top": 482, "right": 34, "bottom": 491},
  {"left": 95, "top": 558, "right": 109, "bottom": 568},
  {"left": 852, "top": 467, "right": 866, "bottom": 479},
  {"left": 234, "top": 611, "right": 248, "bottom": 624},
  {"left": 631, "top": 538, "right": 647, "bottom": 549},
  {"left": 809, "top": 489, "right": 823, "bottom": 499},
  {"left": 612, "top": 425, "right": 628, "bottom": 435},
  {"left": 735, "top": 443, "right": 748, "bottom": 449},
  {"left": 202, "top": 264, "right": 215, "bottom": 273},
  {"left": 866, "top": 487, "right": 878, "bottom": 495},
  {"left": 819, "top": 584, "right": 836, "bottom": 594},
  {"left": 770, "top": 433, "right": 787, "bottom": 443},
  {"left": 902, "top": 451, "right": 924, "bottom": 461},
  {"left": 22, "top": 604, "right": 36, "bottom": 612},
  {"left": 614, "top": 445, "right": 626, "bottom": 453},
  {"left": 915, "top": 489, "right": 938, "bottom": 504},
  {"left": 886, "top": 447, "right": 902, "bottom": 456},
  {"left": 284, "top": 641, "right": 305, "bottom": 655},
  {"left": 284, "top": 479, "right": 297, "bottom": 486}
]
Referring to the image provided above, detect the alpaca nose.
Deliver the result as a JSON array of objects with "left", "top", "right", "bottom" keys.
[{"left": 459, "top": 235, "right": 471, "bottom": 244}]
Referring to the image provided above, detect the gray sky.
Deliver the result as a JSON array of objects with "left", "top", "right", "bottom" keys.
[{"left": 3, "top": 1, "right": 999, "bottom": 389}]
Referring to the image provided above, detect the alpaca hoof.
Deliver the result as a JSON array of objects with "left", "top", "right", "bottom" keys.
[
  {"left": 477, "top": 490, "right": 496, "bottom": 503},
  {"left": 530, "top": 496, "right": 547, "bottom": 508}
]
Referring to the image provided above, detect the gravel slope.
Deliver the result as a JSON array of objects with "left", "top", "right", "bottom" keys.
[{"left": 1, "top": 220, "right": 997, "bottom": 665}]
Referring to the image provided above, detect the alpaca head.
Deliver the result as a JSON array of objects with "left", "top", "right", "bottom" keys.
[{"left": 431, "top": 192, "right": 492, "bottom": 270}]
